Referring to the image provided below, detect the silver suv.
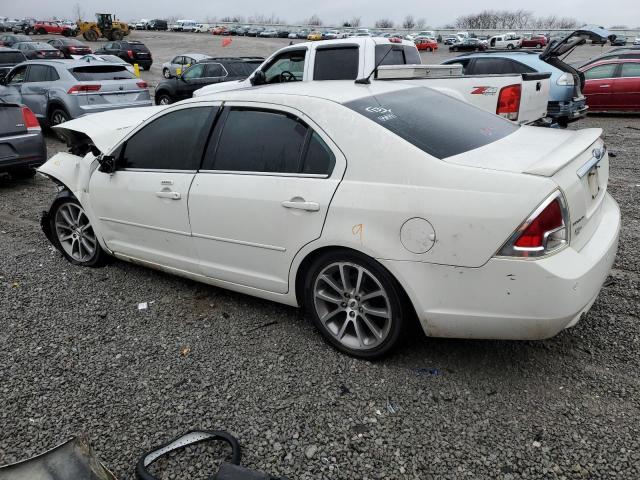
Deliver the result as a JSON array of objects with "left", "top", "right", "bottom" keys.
[{"left": 0, "top": 60, "right": 152, "bottom": 126}]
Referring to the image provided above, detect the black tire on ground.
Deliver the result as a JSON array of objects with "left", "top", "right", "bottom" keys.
[
  {"left": 84, "top": 29, "right": 98, "bottom": 42},
  {"left": 155, "top": 92, "right": 173, "bottom": 105},
  {"left": 303, "top": 249, "right": 408, "bottom": 359},
  {"left": 61, "top": 29, "right": 70, "bottom": 37},
  {"left": 162, "top": 68, "right": 171, "bottom": 78},
  {"left": 37, "top": 28, "right": 47, "bottom": 35},
  {"left": 507, "top": 44, "right": 514, "bottom": 49},
  {"left": 110, "top": 29, "right": 123, "bottom": 41},
  {"left": 10, "top": 168, "right": 36, "bottom": 179},
  {"left": 48, "top": 106, "right": 70, "bottom": 127},
  {"left": 48, "top": 196, "right": 108, "bottom": 267},
  {"left": 536, "top": 43, "right": 542, "bottom": 48}
]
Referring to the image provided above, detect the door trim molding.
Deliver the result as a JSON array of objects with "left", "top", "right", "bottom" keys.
[
  {"left": 192, "top": 232, "right": 286, "bottom": 251},
  {"left": 99, "top": 216, "right": 191, "bottom": 236}
]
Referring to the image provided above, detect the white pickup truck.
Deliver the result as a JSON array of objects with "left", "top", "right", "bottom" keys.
[
  {"left": 488, "top": 33, "right": 523, "bottom": 49},
  {"left": 194, "top": 37, "right": 550, "bottom": 125}
]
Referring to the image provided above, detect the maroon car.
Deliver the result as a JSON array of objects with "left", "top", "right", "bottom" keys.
[
  {"left": 521, "top": 35, "right": 548, "bottom": 48},
  {"left": 581, "top": 59, "right": 640, "bottom": 111},
  {"left": 47, "top": 38, "right": 92, "bottom": 58}
]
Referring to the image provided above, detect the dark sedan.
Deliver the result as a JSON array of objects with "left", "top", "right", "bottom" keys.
[
  {"left": 449, "top": 38, "right": 487, "bottom": 52},
  {"left": 47, "top": 38, "right": 92, "bottom": 58},
  {"left": 14, "top": 42, "right": 65, "bottom": 59},
  {"left": 0, "top": 48, "right": 26, "bottom": 79},
  {"left": 0, "top": 100, "right": 47, "bottom": 178},
  {"left": 0, "top": 34, "right": 32, "bottom": 48},
  {"left": 154, "top": 57, "right": 262, "bottom": 105}
]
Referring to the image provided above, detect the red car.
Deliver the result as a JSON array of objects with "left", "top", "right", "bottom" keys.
[
  {"left": 521, "top": 35, "right": 548, "bottom": 48},
  {"left": 580, "top": 59, "right": 640, "bottom": 111},
  {"left": 33, "top": 21, "right": 76, "bottom": 37},
  {"left": 211, "top": 26, "right": 228, "bottom": 35},
  {"left": 415, "top": 37, "right": 438, "bottom": 51}
]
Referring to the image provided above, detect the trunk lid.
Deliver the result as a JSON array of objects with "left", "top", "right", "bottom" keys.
[
  {"left": 540, "top": 25, "right": 614, "bottom": 61},
  {"left": 0, "top": 102, "right": 26, "bottom": 137},
  {"left": 447, "top": 125, "right": 607, "bottom": 251},
  {"left": 518, "top": 72, "right": 551, "bottom": 123}
]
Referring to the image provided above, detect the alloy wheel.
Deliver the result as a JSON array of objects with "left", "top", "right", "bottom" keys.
[
  {"left": 54, "top": 202, "right": 98, "bottom": 262},
  {"left": 50, "top": 110, "right": 68, "bottom": 125},
  {"left": 313, "top": 262, "right": 392, "bottom": 351}
]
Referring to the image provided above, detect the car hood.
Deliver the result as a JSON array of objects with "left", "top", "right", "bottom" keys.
[
  {"left": 446, "top": 126, "right": 602, "bottom": 177},
  {"left": 541, "top": 25, "right": 615, "bottom": 60},
  {"left": 53, "top": 106, "right": 164, "bottom": 153},
  {"left": 193, "top": 79, "right": 248, "bottom": 97}
]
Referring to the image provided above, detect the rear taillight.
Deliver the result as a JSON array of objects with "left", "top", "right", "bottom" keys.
[
  {"left": 69, "top": 46, "right": 77, "bottom": 52},
  {"left": 498, "top": 191, "right": 569, "bottom": 258},
  {"left": 36, "top": 52, "right": 45, "bottom": 58},
  {"left": 496, "top": 84, "right": 521, "bottom": 121},
  {"left": 67, "top": 84, "right": 102, "bottom": 94},
  {"left": 556, "top": 73, "right": 575, "bottom": 86},
  {"left": 136, "top": 81, "right": 148, "bottom": 88},
  {"left": 21, "top": 106, "right": 40, "bottom": 131},
  {"left": 127, "top": 49, "right": 134, "bottom": 59}
]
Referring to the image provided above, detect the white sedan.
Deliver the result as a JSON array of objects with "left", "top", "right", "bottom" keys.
[{"left": 38, "top": 81, "right": 620, "bottom": 358}]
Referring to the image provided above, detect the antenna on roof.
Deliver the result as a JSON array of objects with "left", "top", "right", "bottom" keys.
[{"left": 355, "top": 44, "right": 394, "bottom": 85}]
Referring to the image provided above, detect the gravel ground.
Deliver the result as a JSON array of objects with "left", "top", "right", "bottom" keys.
[{"left": 1, "top": 32, "right": 640, "bottom": 480}]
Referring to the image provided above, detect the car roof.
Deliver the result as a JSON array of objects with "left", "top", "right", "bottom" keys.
[
  {"left": 582, "top": 58, "right": 640, "bottom": 68},
  {"left": 193, "top": 79, "right": 416, "bottom": 105},
  {"left": 179, "top": 53, "right": 210, "bottom": 59}
]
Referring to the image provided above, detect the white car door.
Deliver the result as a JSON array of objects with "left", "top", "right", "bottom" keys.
[
  {"left": 88, "top": 103, "right": 218, "bottom": 272},
  {"left": 188, "top": 103, "right": 346, "bottom": 294}
]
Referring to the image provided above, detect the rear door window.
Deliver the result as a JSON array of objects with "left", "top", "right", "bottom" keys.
[
  {"left": 70, "top": 65, "right": 136, "bottom": 80},
  {"left": 344, "top": 87, "right": 518, "bottom": 159},
  {"left": 314, "top": 46, "right": 359, "bottom": 80},
  {"left": 620, "top": 63, "right": 640, "bottom": 77},
  {"left": 375, "top": 45, "right": 421, "bottom": 65},
  {"left": 302, "top": 132, "right": 335, "bottom": 175},
  {"left": 204, "top": 63, "right": 226, "bottom": 77},
  {"left": 208, "top": 108, "right": 307, "bottom": 173},
  {"left": 470, "top": 58, "right": 511, "bottom": 75}
]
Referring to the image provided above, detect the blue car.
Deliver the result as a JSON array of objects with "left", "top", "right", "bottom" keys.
[{"left": 442, "top": 25, "right": 614, "bottom": 126}]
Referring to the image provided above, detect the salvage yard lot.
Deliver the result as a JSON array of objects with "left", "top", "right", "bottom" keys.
[{"left": 1, "top": 31, "right": 640, "bottom": 479}]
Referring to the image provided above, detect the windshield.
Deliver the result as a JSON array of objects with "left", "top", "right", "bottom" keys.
[
  {"left": 70, "top": 65, "right": 136, "bottom": 80},
  {"left": 343, "top": 88, "right": 518, "bottom": 159}
]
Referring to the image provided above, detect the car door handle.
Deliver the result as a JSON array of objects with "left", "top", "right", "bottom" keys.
[
  {"left": 281, "top": 200, "right": 320, "bottom": 211},
  {"left": 156, "top": 191, "right": 181, "bottom": 200},
  {"left": 599, "top": 84, "right": 610, "bottom": 88}
]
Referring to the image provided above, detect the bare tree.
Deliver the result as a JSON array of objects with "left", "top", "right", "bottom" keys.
[
  {"left": 455, "top": 9, "right": 578, "bottom": 30},
  {"left": 306, "top": 14, "right": 322, "bottom": 26},
  {"left": 72, "top": 2, "right": 84, "bottom": 22},
  {"left": 416, "top": 18, "right": 426, "bottom": 29},
  {"left": 402, "top": 15, "right": 415, "bottom": 30},
  {"left": 350, "top": 16, "right": 361, "bottom": 28},
  {"left": 375, "top": 18, "right": 394, "bottom": 29}
]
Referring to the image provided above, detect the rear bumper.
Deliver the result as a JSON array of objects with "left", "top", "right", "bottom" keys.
[
  {"left": 381, "top": 193, "right": 620, "bottom": 340},
  {"left": 547, "top": 97, "right": 588, "bottom": 122},
  {"left": 0, "top": 131, "right": 47, "bottom": 172}
]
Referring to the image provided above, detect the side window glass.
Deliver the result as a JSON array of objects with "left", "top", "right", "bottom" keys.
[
  {"left": 302, "top": 132, "right": 335, "bottom": 175},
  {"left": 209, "top": 109, "right": 307, "bottom": 173},
  {"left": 7, "top": 66, "right": 27, "bottom": 84},
  {"left": 472, "top": 58, "right": 508, "bottom": 75},
  {"left": 620, "top": 63, "right": 640, "bottom": 77},
  {"left": 584, "top": 64, "right": 617, "bottom": 80},
  {"left": 314, "top": 47, "right": 359, "bottom": 80},
  {"left": 263, "top": 50, "right": 306, "bottom": 83},
  {"left": 26, "top": 64, "right": 50, "bottom": 82},
  {"left": 121, "top": 107, "right": 213, "bottom": 170},
  {"left": 205, "top": 63, "right": 226, "bottom": 77},
  {"left": 171, "top": 56, "right": 181, "bottom": 64},
  {"left": 449, "top": 59, "right": 470, "bottom": 74},
  {"left": 48, "top": 66, "right": 60, "bottom": 81},
  {"left": 183, "top": 64, "right": 205, "bottom": 79}
]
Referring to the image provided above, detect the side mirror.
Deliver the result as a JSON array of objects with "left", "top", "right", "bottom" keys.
[
  {"left": 250, "top": 70, "right": 266, "bottom": 86},
  {"left": 97, "top": 154, "right": 117, "bottom": 173}
]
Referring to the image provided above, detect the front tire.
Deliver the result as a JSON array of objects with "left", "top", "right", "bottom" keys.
[
  {"left": 49, "top": 197, "right": 107, "bottom": 267},
  {"left": 155, "top": 92, "right": 173, "bottom": 105},
  {"left": 37, "top": 28, "right": 47, "bottom": 35},
  {"left": 507, "top": 44, "right": 514, "bottom": 49},
  {"left": 84, "top": 29, "right": 98, "bottom": 42},
  {"left": 304, "top": 250, "right": 407, "bottom": 359}
]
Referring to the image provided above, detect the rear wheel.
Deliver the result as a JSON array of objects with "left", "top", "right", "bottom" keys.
[
  {"left": 10, "top": 168, "right": 36, "bottom": 179},
  {"left": 304, "top": 250, "right": 407, "bottom": 359},
  {"left": 155, "top": 92, "right": 172, "bottom": 105},
  {"left": 48, "top": 107, "right": 70, "bottom": 127},
  {"left": 50, "top": 197, "right": 107, "bottom": 267},
  {"left": 84, "top": 29, "right": 98, "bottom": 42},
  {"left": 507, "top": 44, "right": 514, "bottom": 49}
]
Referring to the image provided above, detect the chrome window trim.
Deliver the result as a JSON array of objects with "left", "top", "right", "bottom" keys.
[
  {"left": 120, "top": 169, "right": 197, "bottom": 174},
  {"left": 198, "top": 169, "right": 328, "bottom": 178}
]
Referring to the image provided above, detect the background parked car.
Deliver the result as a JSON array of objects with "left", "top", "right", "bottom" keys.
[
  {"left": 11, "top": 20, "right": 33, "bottom": 34},
  {"left": 415, "top": 37, "right": 438, "bottom": 51},
  {"left": 0, "top": 99, "right": 46, "bottom": 178},
  {"left": 47, "top": 38, "right": 92, "bottom": 58},
  {"left": 633, "top": 37, "right": 640, "bottom": 46},
  {"left": 449, "top": 38, "right": 487, "bottom": 52},
  {"left": 0, "top": 34, "right": 32, "bottom": 48},
  {"left": 154, "top": 57, "right": 263, "bottom": 104},
  {"left": 14, "top": 42, "right": 65, "bottom": 60},
  {"left": 580, "top": 59, "right": 640, "bottom": 111},
  {"left": 94, "top": 40, "right": 153, "bottom": 70},
  {"left": 0, "top": 48, "right": 27, "bottom": 79},
  {"left": 147, "top": 19, "right": 168, "bottom": 31},
  {"left": 0, "top": 60, "right": 152, "bottom": 126},
  {"left": 33, "top": 21, "right": 76, "bottom": 37},
  {"left": 259, "top": 29, "right": 278, "bottom": 38},
  {"left": 611, "top": 36, "right": 627, "bottom": 46},
  {"left": 162, "top": 53, "right": 211, "bottom": 78},
  {"left": 443, "top": 36, "right": 457, "bottom": 45},
  {"left": 578, "top": 47, "right": 640, "bottom": 69},
  {"left": 521, "top": 35, "right": 548, "bottom": 48},
  {"left": 78, "top": 54, "right": 136, "bottom": 74}
]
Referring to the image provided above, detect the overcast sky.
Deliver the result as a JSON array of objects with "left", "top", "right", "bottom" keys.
[{"left": 3, "top": 0, "right": 639, "bottom": 28}]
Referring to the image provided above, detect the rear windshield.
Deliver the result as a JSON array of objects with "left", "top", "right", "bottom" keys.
[
  {"left": 375, "top": 45, "right": 421, "bottom": 66},
  {"left": 70, "top": 65, "right": 136, "bottom": 80},
  {"left": 127, "top": 43, "right": 149, "bottom": 52},
  {"left": 224, "top": 62, "right": 258, "bottom": 76},
  {"left": 0, "top": 52, "right": 25, "bottom": 63},
  {"left": 343, "top": 87, "right": 518, "bottom": 159}
]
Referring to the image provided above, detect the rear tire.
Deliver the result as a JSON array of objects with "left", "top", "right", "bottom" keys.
[
  {"left": 84, "top": 29, "right": 98, "bottom": 42},
  {"left": 37, "top": 28, "right": 47, "bottom": 35},
  {"left": 507, "top": 44, "right": 514, "bottom": 49},
  {"left": 49, "top": 197, "right": 108, "bottom": 267},
  {"left": 48, "top": 107, "right": 70, "bottom": 127},
  {"left": 10, "top": 168, "right": 36, "bottom": 179},
  {"left": 155, "top": 92, "right": 173, "bottom": 105},
  {"left": 303, "top": 250, "right": 407, "bottom": 359}
]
